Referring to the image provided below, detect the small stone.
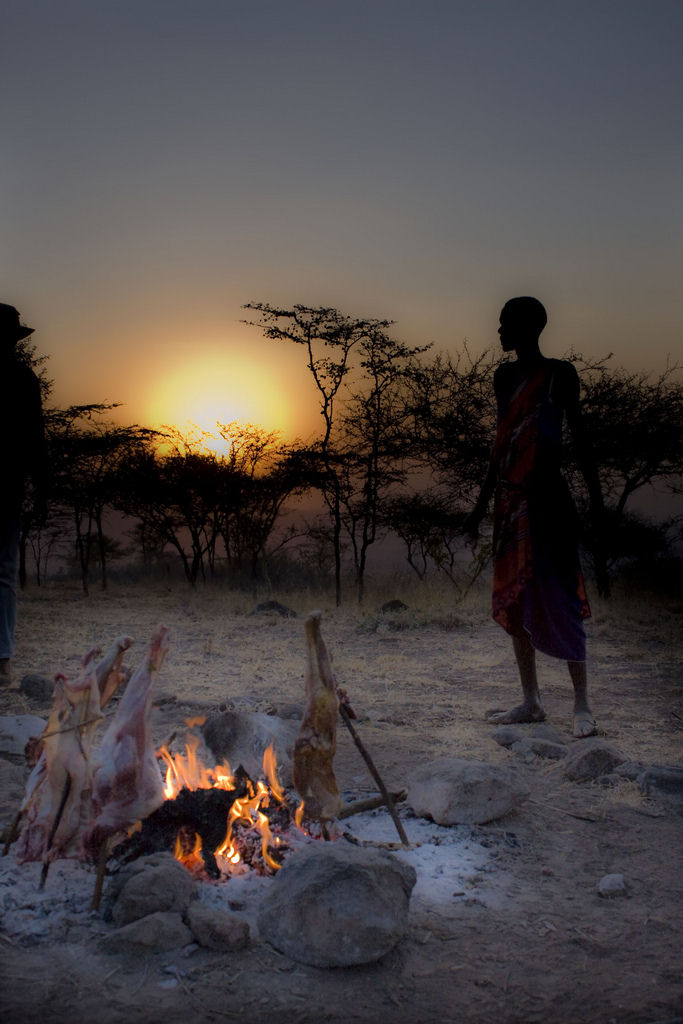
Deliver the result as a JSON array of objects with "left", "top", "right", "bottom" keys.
[
  {"left": 563, "top": 739, "right": 627, "bottom": 782},
  {"left": 19, "top": 675, "right": 55, "bottom": 703},
  {"left": 101, "top": 912, "right": 193, "bottom": 953},
  {"left": 529, "top": 723, "right": 567, "bottom": 745},
  {"left": 251, "top": 600, "right": 297, "bottom": 618},
  {"left": 491, "top": 726, "right": 524, "bottom": 748},
  {"left": 638, "top": 765, "right": 683, "bottom": 808},
  {"left": 186, "top": 903, "right": 250, "bottom": 952},
  {"left": 613, "top": 761, "right": 647, "bottom": 781},
  {"left": 527, "top": 738, "right": 567, "bottom": 760},
  {"left": 109, "top": 853, "right": 196, "bottom": 926},
  {"left": 597, "top": 873, "right": 628, "bottom": 898},
  {"left": 408, "top": 757, "right": 529, "bottom": 825},
  {"left": 380, "top": 600, "right": 409, "bottom": 614}
]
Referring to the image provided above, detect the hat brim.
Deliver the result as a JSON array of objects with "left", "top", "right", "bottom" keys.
[{"left": 15, "top": 325, "right": 34, "bottom": 340}]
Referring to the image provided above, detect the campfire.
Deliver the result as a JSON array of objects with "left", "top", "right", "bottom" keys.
[
  {"left": 5, "top": 612, "right": 407, "bottom": 909},
  {"left": 124, "top": 727, "right": 308, "bottom": 880}
]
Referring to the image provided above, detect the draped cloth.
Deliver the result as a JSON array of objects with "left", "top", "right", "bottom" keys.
[{"left": 491, "top": 361, "right": 590, "bottom": 662}]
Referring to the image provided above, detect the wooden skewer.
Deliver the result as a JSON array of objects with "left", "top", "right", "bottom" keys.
[
  {"left": 338, "top": 705, "right": 410, "bottom": 848},
  {"left": 91, "top": 838, "right": 111, "bottom": 912},
  {"left": 39, "top": 775, "right": 71, "bottom": 890}
]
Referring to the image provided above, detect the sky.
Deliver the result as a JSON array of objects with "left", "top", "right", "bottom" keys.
[{"left": 2, "top": 0, "right": 681, "bottom": 442}]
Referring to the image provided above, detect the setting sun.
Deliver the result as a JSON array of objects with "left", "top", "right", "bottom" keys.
[{"left": 146, "top": 354, "right": 291, "bottom": 454}]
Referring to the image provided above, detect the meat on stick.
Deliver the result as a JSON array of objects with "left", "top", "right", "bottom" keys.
[
  {"left": 82, "top": 625, "right": 169, "bottom": 860},
  {"left": 292, "top": 611, "right": 342, "bottom": 822}
]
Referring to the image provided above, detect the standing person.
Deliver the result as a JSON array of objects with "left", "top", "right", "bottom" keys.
[
  {"left": 464, "top": 296, "right": 607, "bottom": 738},
  {"left": 0, "top": 303, "right": 48, "bottom": 684}
]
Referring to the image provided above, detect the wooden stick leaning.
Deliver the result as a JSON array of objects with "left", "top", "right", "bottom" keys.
[
  {"left": 338, "top": 790, "right": 407, "bottom": 820},
  {"left": 337, "top": 701, "right": 410, "bottom": 848}
]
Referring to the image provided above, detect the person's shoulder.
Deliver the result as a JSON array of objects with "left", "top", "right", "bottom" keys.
[
  {"left": 494, "top": 361, "right": 516, "bottom": 383},
  {"left": 550, "top": 359, "right": 580, "bottom": 402}
]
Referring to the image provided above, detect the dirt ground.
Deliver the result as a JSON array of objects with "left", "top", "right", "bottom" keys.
[{"left": 1, "top": 579, "right": 682, "bottom": 1024}]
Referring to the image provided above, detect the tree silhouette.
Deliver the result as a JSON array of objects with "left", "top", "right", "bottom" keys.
[{"left": 243, "top": 302, "right": 395, "bottom": 604}]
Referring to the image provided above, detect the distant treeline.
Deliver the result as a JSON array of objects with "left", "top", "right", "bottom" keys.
[{"left": 18, "top": 302, "right": 683, "bottom": 603}]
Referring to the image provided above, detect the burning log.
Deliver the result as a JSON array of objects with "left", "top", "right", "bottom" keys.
[
  {"left": 113, "top": 772, "right": 251, "bottom": 879},
  {"left": 292, "top": 612, "right": 342, "bottom": 822}
]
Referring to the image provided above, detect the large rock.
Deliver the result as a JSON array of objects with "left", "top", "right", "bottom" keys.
[
  {"left": 108, "top": 853, "right": 196, "bottom": 926},
  {"left": 202, "top": 711, "right": 299, "bottom": 786},
  {"left": 408, "top": 757, "right": 529, "bottom": 825},
  {"left": 0, "top": 715, "right": 46, "bottom": 757},
  {"left": 563, "top": 739, "right": 627, "bottom": 782},
  {"left": 258, "top": 842, "right": 416, "bottom": 967},
  {"left": 102, "top": 912, "right": 193, "bottom": 953},
  {"left": 186, "top": 903, "right": 250, "bottom": 951}
]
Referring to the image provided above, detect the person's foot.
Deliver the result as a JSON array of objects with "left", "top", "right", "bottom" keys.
[
  {"left": 572, "top": 709, "right": 598, "bottom": 738},
  {"left": 0, "top": 659, "right": 11, "bottom": 686},
  {"left": 486, "top": 703, "right": 546, "bottom": 725}
]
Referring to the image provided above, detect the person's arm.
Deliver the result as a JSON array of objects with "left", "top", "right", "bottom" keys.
[{"left": 561, "top": 362, "right": 610, "bottom": 597}]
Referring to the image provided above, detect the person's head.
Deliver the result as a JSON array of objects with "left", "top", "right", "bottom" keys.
[
  {"left": 0, "top": 303, "right": 34, "bottom": 353},
  {"left": 498, "top": 296, "right": 547, "bottom": 353}
]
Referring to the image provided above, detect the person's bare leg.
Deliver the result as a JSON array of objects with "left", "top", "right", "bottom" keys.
[
  {"left": 488, "top": 633, "right": 546, "bottom": 724},
  {"left": 568, "top": 660, "right": 597, "bottom": 737}
]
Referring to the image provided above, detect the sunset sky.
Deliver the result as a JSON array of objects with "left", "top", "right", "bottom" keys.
[{"left": 3, "top": 0, "right": 681, "bottom": 441}]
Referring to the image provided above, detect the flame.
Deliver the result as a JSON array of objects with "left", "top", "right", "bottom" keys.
[
  {"left": 262, "top": 742, "right": 284, "bottom": 802},
  {"left": 157, "top": 736, "right": 299, "bottom": 875},
  {"left": 158, "top": 733, "right": 235, "bottom": 800}
]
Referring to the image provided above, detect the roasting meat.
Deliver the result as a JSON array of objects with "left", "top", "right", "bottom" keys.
[
  {"left": 15, "top": 636, "right": 135, "bottom": 855},
  {"left": 82, "top": 626, "right": 169, "bottom": 858},
  {"left": 96, "top": 635, "right": 134, "bottom": 707},
  {"left": 15, "top": 649, "right": 103, "bottom": 864},
  {"left": 292, "top": 612, "right": 342, "bottom": 821}
]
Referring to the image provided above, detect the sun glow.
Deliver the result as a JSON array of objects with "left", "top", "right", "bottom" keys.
[{"left": 146, "top": 353, "right": 291, "bottom": 455}]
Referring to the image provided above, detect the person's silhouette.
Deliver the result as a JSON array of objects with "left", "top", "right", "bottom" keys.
[
  {"left": 0, "top": 303, "right": 47, "bottom": 684},
  {"left": 464, "top": 297, "right": 607, "bottom": 738}
]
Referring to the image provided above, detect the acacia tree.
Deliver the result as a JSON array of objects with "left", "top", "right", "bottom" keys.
[
  {"left": 338, "top": 327, "right": 430, "bottom": 602},
  {"left": 215, "top": 421, "right": 311, "bottom": 583},
  {"left": 243, "top": 303, "right": 394, "bottom": 605},
  {"left": 46, "top": 405, "right": 155, "bottom": 593}
]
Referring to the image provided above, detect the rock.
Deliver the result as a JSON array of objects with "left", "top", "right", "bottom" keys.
[
  {"left": 0, "top": 715, "right": 46, "bottom": 757},
  {"left": 525, "top": 738, "right": 567, "bottom": 760},
  {"left": 638, "top": 765, "right": 683, "bottom": 809},
  {"left": 528, "top": 723, "right": 567, "bottom": 745},
  {"left": 563, "top": 739, "right": 627, "bottom": 782},
  {"left": 102, "top": 912, "right": 193, "bottom": 953},
  {"left": 251, "top": 600, "right": 297, "bottom": 618},
  {"left": 258, "top": 843, "right": 416, "bottom": 967},
  {"left": 597, "top": 873, "right": 628, "bottom": 898},
  {"left": 19, "top": 674, "right": 54, "bottom": 703},
  {"left": 202, "top": 711, "right": 299, "bottom": 786},
  {"left": 380, "top": 600, "right": 409, "bottom": 614},
  {"left": 274, "top": 702, "right": 303, "bottom": 721},
  {"left": 407, "top": 757, "right": 529, "bottom": 825},
  {"left": 108, "top": 853, "right": 196, "bottom": 926},
  {"left": 491, "top": 725, "right": 524, "bottom": 748},
  {"left": 613, "top": 761, "right": 647, "bottom": 781},
  {"left": 186, "top": 903, "right": 250, "bottom": 951}
]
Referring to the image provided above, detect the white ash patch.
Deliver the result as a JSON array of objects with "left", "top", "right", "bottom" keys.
[{"left": 0, "top": 804, "right": 509, "bottom": 949}]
